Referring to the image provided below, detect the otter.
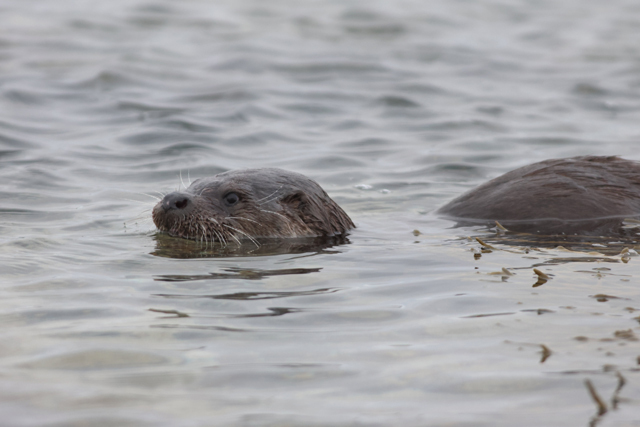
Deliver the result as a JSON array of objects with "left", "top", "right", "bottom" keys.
[
  {"left": 152, "top": 168, "right": 354, "bottom": 244},
  {"left": 438, "top": 156, "right": 640, "bottom": 236}
]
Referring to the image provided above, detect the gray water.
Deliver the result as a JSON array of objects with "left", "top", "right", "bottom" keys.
[{"left": 1, "top": 0, "right": 640, "bottom": 425}]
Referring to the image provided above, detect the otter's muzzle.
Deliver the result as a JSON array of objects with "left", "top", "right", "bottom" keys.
[{"left": 161, "top": 192, "right": 193, "bottom": 213}]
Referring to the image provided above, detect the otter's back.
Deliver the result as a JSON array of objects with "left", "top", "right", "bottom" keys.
[{"left": 438, "top": 156, "right": 640, "bottom": 235}]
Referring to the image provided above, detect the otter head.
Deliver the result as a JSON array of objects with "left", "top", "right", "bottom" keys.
[{"left": 152, "top": 168, "right": 354, "bottom": 244}]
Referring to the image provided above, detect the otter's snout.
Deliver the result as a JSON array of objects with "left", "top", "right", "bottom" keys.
[
  {"left": 152, "top": 191, "right": 197, "bottom": 234},
  {"left": 160, "top": 192, "right": 193, "bottom": 213}
]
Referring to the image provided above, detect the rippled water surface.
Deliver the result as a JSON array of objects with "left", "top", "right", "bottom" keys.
[{"left": 2, "top": 0, "right": 640, "bottom": 425}]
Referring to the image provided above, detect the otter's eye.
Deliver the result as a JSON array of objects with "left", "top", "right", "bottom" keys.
[{"left": 223, "top": 192, "right": 240, "bottom": 206}]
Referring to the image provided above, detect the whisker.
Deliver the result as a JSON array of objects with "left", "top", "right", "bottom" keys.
[
  {"left": 200, "top": 224, "right": 208, "bottom": 245},
  {"left": 197, "top": 187, "right": 212, "bottom": 197},
  {"left": 127, "top": 214, "right": 152, "bottom": 223},
  {"left": 223, "top": 224, "right": 261, "bottom": 248},
  {"left": 121, "top": 197, "right": 156, "bottom": 205},
  {"left": 206, "top": 217, "right": 227, "bottom": 246},
  {"left": 180, "top": 170, "right": 187, "bottom": 190},
  {"left": 226, "top": 216, "right": 260, "bottom": 225},
  {"left": 256, "top": 186, "right": 283, "bottom": 203},
  {"left": 127, "top": 207, "right": 153, "bottom": 220},
  {"left": 135, "top": 192, "right": 162, "bottom": 202},
  {"left": 230, "top": 234, "right": 242, "bottom": 246},
  {"left": 216, "top": 230, "right": 227, "bottom": 247},
  {"left": 258, "top": 194, "right": 282, "bottom": 206},
  {"left": 259, "top": 209, "right": 290, "bottom": 223},
  {"left": 124, "top": 220, "right": 154, "bottom": 229}
]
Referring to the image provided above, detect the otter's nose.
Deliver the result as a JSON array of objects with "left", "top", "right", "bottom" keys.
[{"left": 161, "top": 192, "right": 192, "bottom": 213}]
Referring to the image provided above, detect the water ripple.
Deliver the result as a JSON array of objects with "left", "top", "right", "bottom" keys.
[{"left": 2, "top": 0, "right": 640, "bottom": 425}]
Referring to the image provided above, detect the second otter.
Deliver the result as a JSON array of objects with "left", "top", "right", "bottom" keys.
[
  {"left": 152, "top": 168, "right": 354, "bottom": 244},
  {"left": 438, "top": 156, "right": 640, "bottom": 236}
]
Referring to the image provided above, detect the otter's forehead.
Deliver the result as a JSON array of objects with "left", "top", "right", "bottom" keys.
[{"left": 187, "top": 168, "right": 324, "bottom": 198}]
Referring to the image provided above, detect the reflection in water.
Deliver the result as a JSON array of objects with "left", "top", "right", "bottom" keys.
[
  {"left": 589, "top": 294, "right": 630, "bottom": 302},
  {"left": 503, "top": 341, "right": 553, "bottom": 364},
  {"left": 155, "top": 287, "right": 338, "bottom": 301},
  {"left": 148, "top": 306, "right": 302, "bottom": 319},
  {"left": 465, "top": 230, "right": 638, "bottom": 261},
  {"left": 148, "top": 308, "right": 189, "bottom": 318},
  {"left": 446, "top": 216, "right": 640, "bottom": 240},
  {"left": 150, "top": 233, "right": 350, "bottom": 259},
  {"left": 226, "top": 307, "right": 302, "bottom": 318},
  {"left": 461, "top": 312, "right": 516, "bottom": 318},
  {"left": 532, "top": 268, "right": 549, "bottom": 287},
  {"left": 150, "top": 324, "right": 249, "bottom": 332},
  {"left": 154, "top": 267, "right": 322, "bottom": 282},
  {"left": 466, "top": 232, "right": 637, "bottom": 287},
  {"left": 585, "top": 379, "right": 608, "bottom": 427}
]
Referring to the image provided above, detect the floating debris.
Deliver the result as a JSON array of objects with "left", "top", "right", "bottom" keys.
[
  {"left": 532, "top": 268, "right": 550, "bottom": 287},
  {"left": 504, "top": 340, "right": 553, "bottom": 363},
  {"left": 533, "top": 269, "right": 550, "bottom": 279},
  {"left": 488, "top": 267, "right": 514, "bottom": 277},
  {"left": 521, "top": 308, "right": 555, "bottom": 315},
  {"left": 539, "top": 344, "right": 552, "bottom": 363},
  {"left": 585, "top": 379, "right": 608, "bottom": 418},
  {"left": 475, "top": 237, "right": 496, "bottom": 250},
  {"left": 612, "top": 372, "right": 627, "bottom": 410},
  {"left": 590, "top": 294, "right": 629, "bottom": 302},
  {"left": 495, "top": 221, "right": 508, "bottom": 232},
  {"left": 613, "top": 329, "right": 638, "bottom": 341},
  {"left": 620, "top": 247, "right": 638, "bottom": 256},
  {"left": 619, "top": 247, "right": 637, "bottom": 263}
]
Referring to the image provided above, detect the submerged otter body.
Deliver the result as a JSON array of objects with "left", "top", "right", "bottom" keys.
[
  {"left": 152, "top": 168, "right": 354, "bottom": 243},
  {"left": 438, "top": 156, "right": 640, "bottom": 236}
]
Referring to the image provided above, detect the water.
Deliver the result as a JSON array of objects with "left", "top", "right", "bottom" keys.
[{"left": 1, "top": 0, "right": 640, "bottom": 425}]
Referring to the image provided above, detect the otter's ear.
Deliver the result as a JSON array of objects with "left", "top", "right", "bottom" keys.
[
  {"left": 281, "top": 191, "right": 333, "bottom": 235},
  {"left": 281, "top": 192, "right": 306, "bottom": 211}
]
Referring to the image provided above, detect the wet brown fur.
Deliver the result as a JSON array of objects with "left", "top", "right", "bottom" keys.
[
  {"left": 438, "top": 156, "right": 640, "bottom": 236},
  {"left": 152, "top": 168, "right": 354, "bottom": 243}
]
